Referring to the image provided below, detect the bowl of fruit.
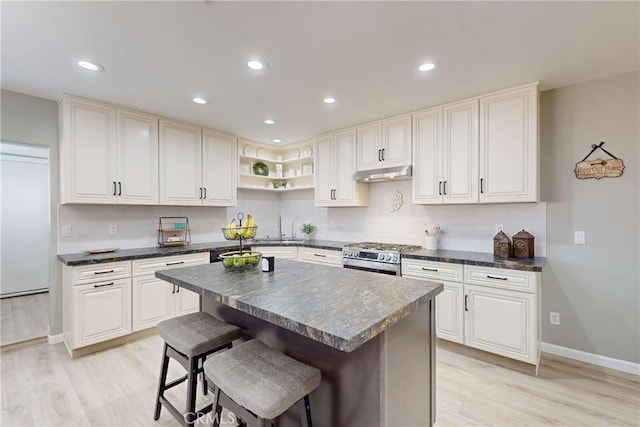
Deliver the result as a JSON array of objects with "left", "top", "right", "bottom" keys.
[{"left": 219, "top": 251, "right": 262, "bottom": 271}]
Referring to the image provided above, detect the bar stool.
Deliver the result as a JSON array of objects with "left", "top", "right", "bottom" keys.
[
  {"left": 154, "top": 312, "right": 241, "bottom": 427},
  {"left": 203, "top": 339, "right": 321, "bottom": 427}
]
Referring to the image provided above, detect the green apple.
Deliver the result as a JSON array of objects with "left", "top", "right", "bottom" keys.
[
  {"left": 233, "top": 256, "right": 246, "bottom": 268},
  {"left": 222, "top": 258, "right": 234, "bottom": 267}
]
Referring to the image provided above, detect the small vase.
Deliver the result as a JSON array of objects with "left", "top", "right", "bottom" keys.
[{"left": 303, "top": 233, "right": 312, "bottom": 241}]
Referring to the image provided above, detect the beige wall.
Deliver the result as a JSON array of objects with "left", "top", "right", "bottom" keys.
[
  {"left": 540, "top": 71, "right": 639, "bottom": 364},
  {"left": 1, "top": 89, "right": 61, "bottom": 334}
]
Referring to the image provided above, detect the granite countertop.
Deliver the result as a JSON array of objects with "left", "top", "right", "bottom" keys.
[
  {"left": 403, "top": 249, "right": 545, "bottom": 272},
  {"left": 58, "top": 239, "right": 545, "bottom": 272},
  {"left": 155, "top": 259, "right": 443, "bottom": 352},
  {"left": 57, "top": 239, "right": 348, "bottom": 266}
]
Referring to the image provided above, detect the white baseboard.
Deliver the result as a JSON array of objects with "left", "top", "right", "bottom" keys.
[
  {"left": 48, "top": 333, "right": 64, "bottom": 345},
  {"left": 541, "top": 342, "right": 639, "bottom": 375}
]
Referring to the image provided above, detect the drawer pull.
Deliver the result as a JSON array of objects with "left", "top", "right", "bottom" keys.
[
  {"left": 313, "top": 253, "right": 327, "bottom": 258},
  {"left": 487, "top": 275, "right": 508, "bottom": 281},
  {"left": 422, "top": 267, "right": 438, "bottom": 272},
  {"left": 166, "top": 261, "right": 185, "bottom": 266},
  {"left": 94, "top": 282, "right": 114, "bottom": 288},
  {"left": 94, "top": 270, "right": 115, "bottom": 275}
]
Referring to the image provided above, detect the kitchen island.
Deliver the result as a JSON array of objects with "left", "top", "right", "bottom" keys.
[{"left": 156, "top": 259, "right": 443, "bottom": 427}]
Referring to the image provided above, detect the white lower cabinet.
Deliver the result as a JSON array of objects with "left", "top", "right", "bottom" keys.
[
  {"left": 63, "top": 261, "right": 132, "bottom": 352},
  {"left": 464, "top": 284, "right": 536, "bottom": 363},
  {"left": 131, "top": 253, "right": 208, "bottom": 332},
  {"left": 297, "top": 247, "right": 342, "bottom": 267},
  {"left": 253, "top": 246, "right": 299, "bottom": 260},
  {"left": 402, "top": 259, "right": 540, "bottom": 365}
]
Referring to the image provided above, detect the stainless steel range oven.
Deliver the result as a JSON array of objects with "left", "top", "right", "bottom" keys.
[{"left": 342, "top": 242, "right": 421, "bottom": 276}]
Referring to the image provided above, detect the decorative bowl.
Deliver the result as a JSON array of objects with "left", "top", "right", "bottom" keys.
[{"left": 218, "top": 251, "right": 262, "bottom": 271}]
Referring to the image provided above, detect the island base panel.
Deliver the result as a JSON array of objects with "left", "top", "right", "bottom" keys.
[{"left": 202, "top": 299, "right": 433, "bottom": 427}]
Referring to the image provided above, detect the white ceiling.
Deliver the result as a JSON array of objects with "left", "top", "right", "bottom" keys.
[{"left": 2, "top": 1, "right": 638, "bottom": 145}]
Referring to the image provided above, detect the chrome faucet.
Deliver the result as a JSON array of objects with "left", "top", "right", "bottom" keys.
[{"left": 277, "top": 215, "right": 285, "bottom": 238}]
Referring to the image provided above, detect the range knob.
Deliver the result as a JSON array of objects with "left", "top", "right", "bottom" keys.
[
  {"left": 377, "top": 253, "right": 384, "bottom": 261},
  {"left": 392, "top": 254, "right": 399, "bottom": 263}
]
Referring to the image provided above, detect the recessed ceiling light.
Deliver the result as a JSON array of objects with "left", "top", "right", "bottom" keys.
[
  {"left": 77, "top": 60, "right": 104, "bottom": 71},
  {"left": 192, "top": 97, "right": 209, "bottom": 105},
  {"left": 272, "top": 138, "right": 282, "bottom": 143},
  {"left": 418, "top": 62, "right": 437, "bottom": 72},
  {"left": 247, "top": 60, "right": 265, "bottom": 70},
  {"left": 323, "top": 97, "right": 336, "bottom": 104},
  {"left": 264, "top": 119, "right": 275, "bottom": 125}
]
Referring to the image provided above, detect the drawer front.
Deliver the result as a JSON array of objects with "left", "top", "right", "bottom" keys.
[
  {"left": 298, "top": 247, "right": 342, "bottom": 267},
  {"left": 464, "top": 265, "right": 537, "bottom": 293},
  {"left": 253, "top": 246, "right": 298, "bottom": 260},
  {"left": 132, "top": 252, "right": 209, "bottom": 276},
  {"left": 74, "top": 261, "right": 131, "bottom": 285},
  {"left": 401, "top": 259, "right": 463, "bottom": 282}
]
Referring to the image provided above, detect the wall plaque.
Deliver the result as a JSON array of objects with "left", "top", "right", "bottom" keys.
[{"left": 574, "top": 141, "right": 624, "bottom": 180}]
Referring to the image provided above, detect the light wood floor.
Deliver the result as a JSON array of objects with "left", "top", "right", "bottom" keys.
[
  {"left": 0, "top": 334, "right": 638, "bottom": 426},
  {"left": 0, "top": 292, "right": 49, "bottom": 347}
]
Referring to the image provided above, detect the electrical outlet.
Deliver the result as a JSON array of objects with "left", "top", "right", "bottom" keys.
[
  {"left": 109, "top": 224, "right": 118, "bottom": 235},
  {"left": 329, "top": 221, "right": 336, "bottom": 230},
  {"left": 495, "top": 224, "right": 504, "bottom": 233},
  {"left": 550, "top": 312, "right": 560, "bottom": 325},
  {"left": 574, "top": 231, "right": 586, "bottom": 245},
  {"left": 61, "top": 225, "right": 72, "bottom": 237}
]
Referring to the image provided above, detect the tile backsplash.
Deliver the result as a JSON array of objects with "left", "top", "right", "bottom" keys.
[{"left": 59, "top": 180, "right": 546, "bottom": 257}]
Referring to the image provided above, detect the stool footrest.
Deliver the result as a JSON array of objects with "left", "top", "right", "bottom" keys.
[{"left": 164, "top": 374, "right": 188, "bottom": 391}]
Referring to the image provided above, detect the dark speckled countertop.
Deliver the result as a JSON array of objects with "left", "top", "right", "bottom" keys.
[
  {"left": 403, "top": 249, "right": 545, "bottom": 272},
  {"left": 58, "top": 239, "right": 545, "bottom": 272},
  {"left": 156, "top": 259, "right": 443, "bottom": 352}
]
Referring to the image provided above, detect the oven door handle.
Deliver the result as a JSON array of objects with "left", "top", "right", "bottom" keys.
[{"left": 342, "top": 257, "right": 401, "bottom": 274}]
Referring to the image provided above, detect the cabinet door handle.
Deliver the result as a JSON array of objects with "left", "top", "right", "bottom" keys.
[
  {"left": 113, "top": 181, "right": 117, "bottom": 196},
  {"left": 94, "top": 282, "right": 114, "bottom": 288},
  {"left": 199, "top": 188, "right": 203, "bottom": 199},
  {"left": 166, "top": 261, "right": 184, "bottom": 266},
  {"left": 176, "top": 286, "right": 180, "bottom": 293},
  {"left": 438, "top": 181, "right": 442, "bottom": 196},
  {"left": 381, "top": 148, "right": 385, "bottom": 161},
  {"left": 171, "top": 284, "right": 175, "bottom": 294},
  {"left": 443, "top": 181, "right": 447, "bottom": 195},
  {"left": 487, "top": 275, "right": 508, "bottom": 281},
  {"left": 480, "top": 178, "right": 484, "bottom": 194},
  {"left": 94, "top": 270, "right": 115, "bottom": 275},
  {"left": 378, "top": 149, "right": 382, "bottom": 162},
  {"left": 118, "top": 182, "right": 122, "bottom": 196},
  {"left": 313, "top": 253, "right": 326, "bottom": 258},
  {"left": 422, "top": 267, "right": 438, "bottom": 272},
  {"left": 203, "top": 187, "right": 207, "bottom": 199},
  {"left": 464, "top": 295, "right": 469, "bottom": 311}
]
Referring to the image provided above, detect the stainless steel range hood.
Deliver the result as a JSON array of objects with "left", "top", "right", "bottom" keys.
[{"left": 353, "top": 165, "right": 412, "bottom": 183}]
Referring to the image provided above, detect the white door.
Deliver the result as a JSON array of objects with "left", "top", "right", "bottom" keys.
[
  {"left": 382, "top": 115, "right": 412, "bottom": 168},
  {"left": 174, "top": 287, "right": 200, "bottom": 316},
  {"left": 443, "top": 99, "right": 479, "bottom": 204},
  {"left": 73, "top": 278, "right": 131, "bottom": 347},
  {"left": 132, "top": 276, "right": 174, "bottom": 331},
  {"left": 0, "top": 143, "right": 50, "bottom": 297},
  {"left": 117, "top": 109, "right": 158, "bottom": 204},
  {"left": 435, "top": 281, "right": 464, "bottom": 344},
  {"left": 479, "top": 84, "right": 538, "bottom": 203},
  {"left": 314, "top": 135, "right": 334, "bottom": 206},
  {"left": 356, "top": 122, "right": 382, "bottom": 171},
  {"left": 159, "top": 120, "right": 202, "bottom": 205},
  {"left": 412, "top": 108, "right": 443, "bottom": 204},
  {"left": 202, "top": 130, "right": 237, "bottom": 206},
  {"left": 334, "top": 129, "right": 358, "bottom": 204},
  {"left": 62, "top": 97, "right": 116, "bottom": 203},
  {"left": 464, "top": 284, "right": 536, "bottom": 364}
]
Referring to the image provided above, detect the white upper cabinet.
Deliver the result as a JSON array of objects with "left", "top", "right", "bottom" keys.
[
  {"left": 60, "top": 96, "right": 117, "bottom": 204},
  {"left": 116, "top": 109, "right": 159, "bottom": 204},
  {"left": 479, "top": 83, "right": 539, "bottom": 203},
  {"left": 159, "top": 119, "right": 202, "bottom": 205},
  {"left": 60, "top": 96, "right": 159, "bottom": 205},
  {"left": 356, "top": 115, "right": 411, "bottom": 171},
  {"left": 413, "top": 99, "right": 478, "bottom": 204},
  {"left": 443, "top": 98, "right": 479, "bottom": 204},
  {"left": 315, "top": 129, "right": 368, "bottom": 207},
  {"left": 159, "top": 120, "right": 237, "bottom": 206},
  {"left": 202, "top": 130, "right": 237, "bottom": 206}
]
